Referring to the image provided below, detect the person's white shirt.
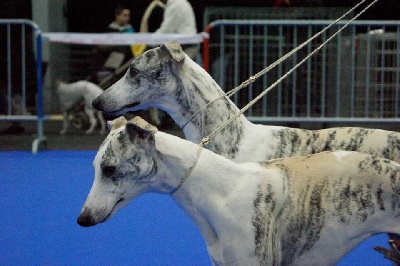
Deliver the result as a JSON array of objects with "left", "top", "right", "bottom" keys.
[{"left": 155, "top": 0, "right": 196, "bottom": 34}]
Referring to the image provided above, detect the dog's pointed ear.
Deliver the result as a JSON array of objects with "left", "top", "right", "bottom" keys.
[
  {"left": 107, "top": 116, "right": 128, "bottom": 131},
  {"left": 126, "top": 116, "right": 158, "bottom": 144},
  {"left": 161, "top": 41, "right": 185, "bottom": 62}
]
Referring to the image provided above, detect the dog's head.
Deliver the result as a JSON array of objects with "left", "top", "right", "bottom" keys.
[
  {"left": 77, "top": 116, "right": 160, "bottom": 227},
  {"left": 92, "top": 41, "right": 187, "bottom": 114}
]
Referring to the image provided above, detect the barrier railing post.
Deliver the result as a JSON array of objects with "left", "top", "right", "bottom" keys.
[
  {"left": 32, "top": 25, "right": 46, "bottom": 154},
  {"left": 0, "top": 19, "right": 48, "bottom": 154}
]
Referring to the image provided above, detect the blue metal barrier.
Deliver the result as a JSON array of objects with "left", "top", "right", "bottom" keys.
[{"left": 0, "top": 19, "right": 47, "bottom": 153}]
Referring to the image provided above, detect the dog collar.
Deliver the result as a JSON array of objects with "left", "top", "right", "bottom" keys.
[{"left": 170, "top": 138, "right": 209, "bottom": 194}]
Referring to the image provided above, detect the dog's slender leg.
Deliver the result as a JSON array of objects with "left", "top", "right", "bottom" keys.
[
  {"left": 96, "top": 111, "right": 107, "bottom": 134},
  {"left": 60, "top": 111, "right": 70, "bottom": 135},
  {"left": 85, "top": 108, "right": 97, "bottom": 134}
]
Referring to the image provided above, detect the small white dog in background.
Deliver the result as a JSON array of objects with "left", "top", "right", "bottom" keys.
[{"left": 56, "top": 80, "right": 106, "bottom": 135}]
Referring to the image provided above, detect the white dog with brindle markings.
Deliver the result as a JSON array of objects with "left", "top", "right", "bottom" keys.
[
  {"left": 92, "top": 41, "right": 400, "bottom": 253},
  {"left": 56, "top": 80, "right": 106, "bottom": 135},
  {"left": 78, "top": 116, "right": 400, "bottom": 265}
]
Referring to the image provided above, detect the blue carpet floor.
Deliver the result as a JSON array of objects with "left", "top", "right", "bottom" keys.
[{"left": 0, "top": 151, "right": 391, "bottom": 265}]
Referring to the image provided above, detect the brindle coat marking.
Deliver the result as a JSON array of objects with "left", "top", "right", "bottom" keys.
[{"left": 78, "top": 117, "right": 400, "bottom": 265}]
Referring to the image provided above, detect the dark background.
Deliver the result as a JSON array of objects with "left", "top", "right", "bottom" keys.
[
  {"left": 0, "top": 0, "right": 397, "bottom": 32},
  {"left": 68, "top": 0, "right": 400, "bottom": 33}
]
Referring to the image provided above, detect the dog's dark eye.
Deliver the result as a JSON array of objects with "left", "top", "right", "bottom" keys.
[
  {"left": 130, "top": 67, "right": 139, "bottom": 78},
  {"left": 103, "top": 165, "right": 116, "bottom": 178}
]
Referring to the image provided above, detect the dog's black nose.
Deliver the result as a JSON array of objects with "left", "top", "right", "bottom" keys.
[
  {"left": 77, "top": 213, "right": 96, "bottom": 227},
  {"left": 92, "top": 97, "right": 101, "bottom": 110}
]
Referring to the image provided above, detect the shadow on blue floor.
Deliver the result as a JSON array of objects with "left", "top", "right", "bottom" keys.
[{"left": 0, "top": 151, "right": 390, "bottom": 265}]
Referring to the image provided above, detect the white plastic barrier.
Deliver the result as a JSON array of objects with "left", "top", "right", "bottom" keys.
[{"left": 42, "top": 32, "right": 207, "bottom": 45}]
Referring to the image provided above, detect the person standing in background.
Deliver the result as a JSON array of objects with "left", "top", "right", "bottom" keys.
[
  {"left": 108, "top": 5, "right": 134, "bottom": 34},
  {"left": 155, "top": 0, "right": 197, "bottom": 59},
  {"left": 89, "top": 5, "right": 135, "bottom": 83},
  {"left": 106, "top": 5, "right": 135, "bottom": 68}
]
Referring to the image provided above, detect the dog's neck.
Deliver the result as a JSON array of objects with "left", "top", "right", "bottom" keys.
[
  {"left": 154, "top": 130, "right": 260, "bottom": 261},
  {"left": 162, "top": 58, "right": 248, "bottom": 159},
  {"left": 154, "top": 130, "right": 247, "bottom": 192},
  {"left": 154, "top": 131, "right": 253, "bottom": 214}
]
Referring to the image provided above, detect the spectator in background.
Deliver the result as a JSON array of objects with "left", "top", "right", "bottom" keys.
[
  {"left": 108, "top": 5, "right": 134, "bottom": 34},
  {"left": 155, "top": 0, "right": 197, "bottom": 59},
  {"left": 106, "top": 5, "right": 135, "bottom": 68},
  {"left": 89, "top": 5, "right": 135, "bottom": 83}
]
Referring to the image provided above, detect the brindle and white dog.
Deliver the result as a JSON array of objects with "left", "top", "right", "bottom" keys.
[
  {"left": 92, "top": 41, "right": 400, "bottom": 164},
  {"left": 78, "top": 116, "right": 400, "bottom": 265},
  {"left": 56, "top": 80, "right": 106, "bottom": 135},
  {"left": 91, "top": 41, "right": 400, "bottom": 256}
]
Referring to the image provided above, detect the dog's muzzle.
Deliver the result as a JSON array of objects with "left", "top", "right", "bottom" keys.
[
  {"left": 92, "top": 97, "right": 104, "bottom": 111},
  {"left": 92, "top": 96, "right": 141, "bottom": 114},
  {"left": 77, "top": 212, "right": 97, "bottom": 227},
  {"left": 77, "top": 198, "right": 126, "bottom": 227}
]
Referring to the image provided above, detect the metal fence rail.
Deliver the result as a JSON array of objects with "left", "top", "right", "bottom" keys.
[
  {"left": 0, "top": 19, "right": 46, "bottom": 153},
  {"left": 203, "top": 20, "right": 400, "bottom": 125}
]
